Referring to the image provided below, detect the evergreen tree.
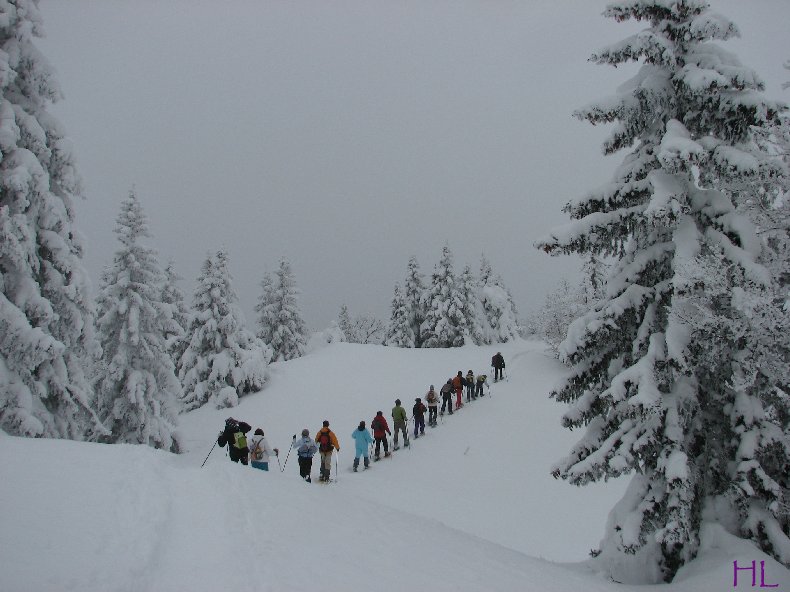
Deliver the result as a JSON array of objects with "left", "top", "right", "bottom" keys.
[
  {"left": 338, "top": 304, "right": 353, "bottom": 342},
  {"left": 0, "top": 2, "right": 104, "bottom": 439},
  {"left": 457, "top": 264, "right": 485, "bottom": 346},
  {"left": 420, "top": 246, "right": 465, "bottom": 348},
  {"left": 403, "top": 256, "right": 426, "bottom": 347},
  {"left": 254, "top": 272, "right": 275, "bottom": 345},
  {"left": 94, "top": 191, "right": 180, "bottom": 451},
  {"left": 161, "top": 260, "right": 190, "bottom": 371},
  {"left": 256, "top": 259, "right": 308, "bottom": 361},
  {"left": 384, "top": 283, "right": 415, "bottom": 347},
  {"left": 179, "top": 249, "right": 270, "bottom": 410},
  {"left": 478, "top": 254, "right": 521, "bottom": 343},
  {"left": 537, "top": 2, "right": 788, "bottom": 581}
]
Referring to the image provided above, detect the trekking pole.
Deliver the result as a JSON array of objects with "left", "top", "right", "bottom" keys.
[
  {"left": 201, "top": 441, "right": 217, "bottom": 467},
  {"left": 280, "top": 435, "right": 296, "bottom": 473},
  {"left": 334, "top": 450, "right": 340, "bottom": 483}
]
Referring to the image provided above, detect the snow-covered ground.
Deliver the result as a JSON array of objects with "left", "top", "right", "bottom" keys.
[{"left": 2, "top": 340, "right": 788, "bottom": 591}]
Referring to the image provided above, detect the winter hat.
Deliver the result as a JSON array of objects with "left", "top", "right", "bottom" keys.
[
  {"left": 323, "top": 420, "right": 330, "bottom": 427},
  {"left": 395, "top": 399, "right": 401, "bottom": 405},
  {"left": 376, "top": 411, "right": 383, "bottom": 416},
  {"left": 430, "top": 385, "right": 434, "bottom": 389},
  {"left": 358, "top": 421, "right": 366, "bottom": 429},
  {"left": 415, "top": 397, "right": 421, "bottom": 402},
  {"left": 301, "top": 428, "right": 309, "bottom": 437},
  {"left": 254, "top": 428, "right": 264, "bottom": 436}
]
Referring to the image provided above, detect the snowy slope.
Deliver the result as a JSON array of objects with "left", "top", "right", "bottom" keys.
[{"left": 2, "top": 340, "right": 788, "bottom": 591}]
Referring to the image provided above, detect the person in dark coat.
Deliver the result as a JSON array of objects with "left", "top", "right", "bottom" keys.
[
  {"left": 412, "top": 398, "right": 427, "bottom": 438},
  {"left": 492, "top": 352, "right": 506, "bottom": 382},
  {"left": 217, "top": 417, "right": 252, "bottom": 465},
  {"left": 440, "top": 379, "right": 454, "bottom": 415},
  {"left": 371, "top": 411, "right": 391, "bottom": 460}
]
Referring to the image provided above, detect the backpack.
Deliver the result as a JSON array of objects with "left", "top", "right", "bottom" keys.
[
  {"left": 426, "top": 391, "right": 437, "bottom": 403},
  {"left": 372, "top": 417, "right": 383, "bottom": 432},
  {"left": 318, "top": 430, "right": 333, "bottom": 452},
  {"left": 251, "top": 437, "right": 264, "bottom": 461},
  {"left": 233, "top": 430, "right": 247, "bottom": 450},
  {"left": 452, "top": 376, "right": 462, "bottom": 389}
]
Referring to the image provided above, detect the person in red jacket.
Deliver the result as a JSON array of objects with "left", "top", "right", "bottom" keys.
[
  {"left": 371, "top": 411, "right": 391, "bottom": 460},
  {"left": 452, "top": 371, "right": 465, "bottom": 409}
]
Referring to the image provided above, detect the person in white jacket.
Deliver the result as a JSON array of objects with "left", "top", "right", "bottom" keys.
[{"left": 248, "top": 428, "right": 278, "bottom": 471}]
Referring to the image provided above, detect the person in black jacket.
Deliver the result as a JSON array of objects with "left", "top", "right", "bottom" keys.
[
  {"left": 492, "top": 352, "right": 506, "bottom": 382},
  {"left": 412, "top": 398, "right": 427, "bottom": 438},
  {"left": 217, "top": 417, "right": 252, "bottom": 465}
]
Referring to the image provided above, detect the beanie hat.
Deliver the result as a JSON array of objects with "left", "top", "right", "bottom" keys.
[
  {"left": 254, "top": 428, "right": 264, "bottom": 436},
  {"left": 301, "top": 428, "right": 309, "bottom": 437},
  {"left": 323, "top": 420, "right": 330, "bottom": 427}
]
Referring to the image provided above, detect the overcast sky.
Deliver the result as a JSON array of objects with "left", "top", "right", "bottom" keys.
[{"left": 36, "top": 1, "right": 790, "bottom": 331}]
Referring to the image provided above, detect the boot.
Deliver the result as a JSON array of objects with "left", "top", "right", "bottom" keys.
[
  {"left": 384, "top": 451, "right": 391, "bottom": 458},
  {"left": 364, "top": 457, "right": 370, "bottom": 469}
]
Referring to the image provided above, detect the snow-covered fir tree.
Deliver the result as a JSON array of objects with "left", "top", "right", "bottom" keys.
[
  {"left": 403, "top": 256, "right": 426, "bottom": 347},
  {"left": 161, "top": 260, "right": 190, "bottom": 370},
  {"left": 420, "top": 245, "right": 465, "bottom": 348},
  {"left": 457, "top": 264, "right": 486, "bottom": 346},
  {"left": 255, "top": 259, "right": 308, "bottom": 361},
  {"left": 536, "top": 2, "right": 788, "bottom": 581},
  {"left": 0, "top": 1, "right": 104, "bottom": 440},
  {"left": 337, "top": 304, "right": 353, "bottom": 342},
  {"left": 384, "top": 283, "right": 415, "bottom": 347},
  {"left": 179, "top": 249, "right": 270, "bottom": 410},
  {"left": 254, "top": 272, "right": 275, "bottom": 344},
  {"left": 478, "top": 254, "right": 521, "bottom": 343},
  {"left": 94, "top": 192, "right": 180, "bottom": 451}
]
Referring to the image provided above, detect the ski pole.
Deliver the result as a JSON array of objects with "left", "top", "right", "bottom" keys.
[
  {"left": 201, "top": 441, "right": 217, "bottom": 467},
  {"left": 280, "top": 435, "right": 296, "bottom": 472},
  {"left": 334, "top": 450, "right": 340, "bottom": 483}
]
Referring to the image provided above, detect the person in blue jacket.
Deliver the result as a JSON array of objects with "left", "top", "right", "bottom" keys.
[{"left": 351, "top": 420, "right": 374, "bottom": 472}]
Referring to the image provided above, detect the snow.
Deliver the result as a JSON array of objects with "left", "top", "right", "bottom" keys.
[{"left": 2, "top": 340, "right": 788, "bottom": 591}]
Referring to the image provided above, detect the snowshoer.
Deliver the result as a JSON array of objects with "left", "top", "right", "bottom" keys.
[
  {"left": 492, "top": 352, "right": 505, "bottom": 382},
  {"left": 465, "top": 370, "right": 475, "bottom": 401},
  {"left": 315, "top": 421, "right": 340, "bottom": 482},
  {"left": 476, "top": 374, "right": 487, "bottom": 398},
  {"left": 425, "top": 385, "right": 439, "bottom": 427},
  {"left": 371, "top": 411, "right": 391, "bottom": 460},
  {"left": 351, "top": 421, "right": 374, "bottom": 471},
  {"left": 452, "top": 371, "right": 465, "bottom": 409},
  {"left": 391, "top": 399, "right": 409, "bottom": 450},
  {"left": 412, "top": 398, "right": 427, "bottom": 438},
  {"left": 217, "top": 417, "right": 252, "bottom": 465},
  {"left": 295, "top": 429, "right": 318, "bottom": 482},
  {"left": 248, "top": 428, "right": 279, "bottom": 471},
  {"left": 440, "top": 380, "right": 453, "bottom": 415}
]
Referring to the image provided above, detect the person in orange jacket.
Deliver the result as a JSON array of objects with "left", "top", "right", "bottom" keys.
[
  {"left": 452, "top": 371, "right": 465, "bottom": 409},
  {"left": 315, "top": 420, "right": 340, "bottom": 482}
]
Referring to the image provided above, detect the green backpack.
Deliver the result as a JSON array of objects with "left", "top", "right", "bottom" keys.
[{"left": 233, "top": 431, "right": 248, "bottom": 450}]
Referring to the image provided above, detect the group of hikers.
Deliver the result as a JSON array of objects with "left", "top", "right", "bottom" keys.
[{"left": 214, "top": 352, "right": 507, "bottom": 483}]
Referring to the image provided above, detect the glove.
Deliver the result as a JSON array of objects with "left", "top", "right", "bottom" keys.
[{"left": 274, "top": 449, "right": 279, "bottom": 456}]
